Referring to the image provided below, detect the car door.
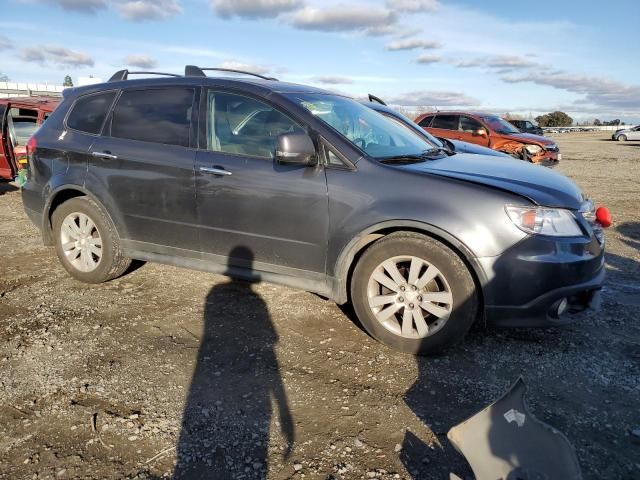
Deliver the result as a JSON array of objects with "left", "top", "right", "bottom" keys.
[
  {"left": 458, "top": 115, "right": 490, "bottom": 146},
  {"left": 88, "top": 86, "right": 200, "bottom": 252},
  {"left": 630, "top": 126, "right": 640, "bottom": 140},
  {"left": 194, "top": 88, "right": 328, "bottom": 274},
  {"left": 0, "top": 103, "right": 11, "bottom": 179},
  {"left": 427, "top": 114, "right": 460, "bottom": 142}
]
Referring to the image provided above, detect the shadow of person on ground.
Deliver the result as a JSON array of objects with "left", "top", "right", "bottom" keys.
[{"left": 174, "top": 246, "right": 294, "bottom": 479}]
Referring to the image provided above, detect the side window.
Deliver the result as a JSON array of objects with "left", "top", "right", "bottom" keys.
[
  {"left": 110, "top": 88, "right": 194, "bottom": 147},
  {"left": 524, "top": 121, "right": 533, "bottom": 129},
  {"left": 67, "top": 91, "right": 117, "bottom": 135},
  {"left": 418, "top": 115, "right": 434, "bottom": 127},
  {"left": 431, "top": 114, "right": 459, "bottom": 130},
  {"left": 459, "top": 116, "right": 483, "bottom": 133},
  {"left": 207, "top": 91, "right": 304, "bottom": 159}
]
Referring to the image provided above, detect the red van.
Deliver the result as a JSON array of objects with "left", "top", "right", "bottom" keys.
[{"left": 1, "top": 96, "right": 60, "bottom": 180}]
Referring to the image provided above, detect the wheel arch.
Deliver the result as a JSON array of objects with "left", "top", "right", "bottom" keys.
[
  {"left": 42, "top": 185, "right": 123, "bottom": 246},
  {"left": 332, "top": 220, "right": 487, "bottom": 314}
]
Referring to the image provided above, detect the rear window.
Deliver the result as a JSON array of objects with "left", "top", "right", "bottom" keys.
[
  {"left": 432, "top": 114, "right": 459, "bottom": 130},
  {"left": 67, "top": 92, "right": 117, "bottom": 135},
  {"left": 109, "top": 88, "right": 194, "bottom": 147}
]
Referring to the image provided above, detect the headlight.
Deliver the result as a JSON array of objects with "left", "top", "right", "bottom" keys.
[
  {"left": 505, "top": 205, "right": 583, "bottom": 237},
  {"left": 524, "top": 144, "right": 542, "bottom": 154}
]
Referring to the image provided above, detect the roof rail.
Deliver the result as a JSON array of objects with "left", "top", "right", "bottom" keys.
[
  {"left": 368, "top": 94, "right": 387, "bottom": 106},
  {"left": 108, "top": 70, "right": 181, "bottom": 82},
  {"left": 184, "top": 65, "right": 278, "bottom": 81}
]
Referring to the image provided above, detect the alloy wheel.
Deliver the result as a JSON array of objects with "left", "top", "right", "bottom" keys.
[{"left": 366, "top": 255, "right": 453, "bottom": 339}]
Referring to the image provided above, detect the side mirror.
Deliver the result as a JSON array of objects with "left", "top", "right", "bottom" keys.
[
  {"left": 474, "top": 128, "right": 488, "bottom": 137},
  {"left": 275, "top": 132, "right": 316, "bottom": 166}
]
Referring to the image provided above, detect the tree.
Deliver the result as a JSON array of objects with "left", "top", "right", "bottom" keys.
[
  {"left": 534, "top": 111, "right": 573, "bottom": 127},
  {"left": 0, "top": 73, "right": 8, "bottom": 82},
  {"left": 63, "top": 75, "right": 73, "bottom": 87},
  {"left": 593, "top": 118, "right": 602, "bottom": 126}
]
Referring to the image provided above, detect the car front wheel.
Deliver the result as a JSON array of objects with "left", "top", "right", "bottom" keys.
[
  {"left": 618, "top": 135, "right": 627, "bottom": 141},
  {"left": 351, "top": 232, "right": 478, "bottom": 355},
  {"left": 52, "top": 197, "right": 131, "bottom": 283}
]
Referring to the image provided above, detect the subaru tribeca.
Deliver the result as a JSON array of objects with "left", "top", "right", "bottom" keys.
[{"left": 21, "top": 66, "right": 609, "bottom": 355}]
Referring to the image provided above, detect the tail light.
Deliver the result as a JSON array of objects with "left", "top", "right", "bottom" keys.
[{"left": 26, "top": 135, "right": 37, "bottom": 162}]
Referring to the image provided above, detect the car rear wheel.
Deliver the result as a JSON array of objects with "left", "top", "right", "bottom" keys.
[
  {"left": 618, "top": 135, "right": 627, "bottom": 141},
  {"left": 52, "top": 197, "right": 131, "bottom": 283},
  {"left": 351, "top": 232, "right": 478, "bottom": 355}
]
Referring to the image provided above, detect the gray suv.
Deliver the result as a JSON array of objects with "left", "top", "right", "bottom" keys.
[{"left": 21, "top": 66, "right": 607, "bottom": 355}]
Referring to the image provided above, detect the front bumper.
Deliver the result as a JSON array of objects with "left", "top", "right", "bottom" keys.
[
  {"left": 480, "top": 233, "right": 605, "bottom": 328},
  {"left": 533, "top": 150, "right": 560, "bottom": 166}
]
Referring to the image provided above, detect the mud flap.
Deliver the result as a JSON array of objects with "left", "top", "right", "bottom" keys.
[{"left": 447, "top": 377, "right": 582, "bottom": 480}]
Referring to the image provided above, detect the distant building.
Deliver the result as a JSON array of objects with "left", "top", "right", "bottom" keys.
[{"left": 0, "top": 82, "right": 64, "bottom": 98}]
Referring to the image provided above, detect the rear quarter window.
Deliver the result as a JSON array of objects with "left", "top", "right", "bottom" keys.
[
  {"left": 67, "top": 91, "right": 117, "bottom": 135},
  {"left": 418, "top": 115, "right": 434, "bottom": 128}
]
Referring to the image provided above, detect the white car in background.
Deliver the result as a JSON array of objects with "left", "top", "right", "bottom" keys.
[{"left": 612, "top": 125, "right": 640, "bottom": 141}]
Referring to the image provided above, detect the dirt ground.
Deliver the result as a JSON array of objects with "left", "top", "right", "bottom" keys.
[{"left": 0, "top": 132, "right": 638, "bottom": 480}]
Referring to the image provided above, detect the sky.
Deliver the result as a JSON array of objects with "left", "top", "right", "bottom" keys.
[{"left": 1, "top": 0, "right": 639, "bottom": 123}]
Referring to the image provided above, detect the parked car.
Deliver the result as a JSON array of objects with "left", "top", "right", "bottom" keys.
[
  {"left": 0, "top": 96, "right": 60, "bottom": 180},
  {"left": 612, "top": 125, "right": 640, "bottom": 141},
  {"left": 508, "top": 119, "right": 544, "bottom": 136},
  {"left": 363, "top": 96, "right": 510, "bottom": 159},
  {"left": 22, "top": 66, "right": 609, "bottom": 355},
  {"left": 416, "top": 112, "right": 560, "bottom": 165}
]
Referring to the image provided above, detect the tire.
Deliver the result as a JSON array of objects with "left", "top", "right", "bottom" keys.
[
  {"left": 51, "top": 196, "right": 131, "bottom": 283},
  {"left": 350, "top": 232, "right": 478, "bottom": 355},
  {"left": 618, "top": 135, "right": 627, "bottom": 142}
]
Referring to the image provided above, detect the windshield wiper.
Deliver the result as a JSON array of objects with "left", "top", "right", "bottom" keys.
[
  {"left": 379, "top": 147, "right": 453, "bottom": 164},
  {"left": 379, "top": 153, "right": 429, "bottom": 164}
]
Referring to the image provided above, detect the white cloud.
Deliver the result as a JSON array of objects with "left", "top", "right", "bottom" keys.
[
  {"left": 388, "top": 90, "right": 480, "bottom": 107},
  {"left": 0, "top": 35, "right": 12, "bottom": 50},
  {"left": 416, "top": 54, "right": 441, "bottom": 64},
  {"left": 455, "top": 55, "right": 538, "bottom": 70},
  {"left": 32, "top": 0, "right": 182, "bottom": 20},
  {"left": 117, "top": 0, "right": 183, "bottom": 21},
  {"left": 218, "top": 61, "right": 272, "bottom": 75},
  {"left": 386, "top": 38, "right": 440, "bottom": 51},
  {"left": 502, "top": 72, "right": 640, "bottom": 111},
  {"left": 289, "top": 6, "right": 397, "bottom": 33},
  {"left": 386, "top": 0, "right": 439, "bottom": 13},
  {"left": 124, "top": 54, "right": 157, "bottom": 69},
  {"left": 311, "top": 75, "right": 354, "bottom": 85},
  {"left": 212, "top": 0, "right": 302, "bottom": 18},
  {"left": 20, "top": 45, "right": 94, "bottom": 67}
]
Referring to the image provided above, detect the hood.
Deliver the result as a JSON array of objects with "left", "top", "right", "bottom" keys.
[
  {"left": 448, "top": 139, "right": 510, "bottom": 158},
  {"left": 503, "top": 132, "right": 554, "bottom": 146},
  {"left": 401, "top": 153, "right": 584, "bottom": 209}
]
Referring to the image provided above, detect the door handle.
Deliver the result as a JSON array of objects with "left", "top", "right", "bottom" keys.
[
  {"left": 91, "top": 151, "right": 118, "bottom": 160},
  {"left": 200, "top": 166, "right": 232, "bottom": 176}
]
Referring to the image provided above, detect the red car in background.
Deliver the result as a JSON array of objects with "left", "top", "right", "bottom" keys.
[
  {"left": 1, "top": 96, "right": 60, "bottom": 180},
  {"left": 415, "top": 111, "right": 561, "bottom": 166}
]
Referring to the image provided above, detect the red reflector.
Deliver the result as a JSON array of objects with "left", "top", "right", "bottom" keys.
[
  {"left": 26, "top": 136, "right": 37, "bottom": 156},
  {"left": 596, "top": 206, "right": 612, "bottom": 228}
]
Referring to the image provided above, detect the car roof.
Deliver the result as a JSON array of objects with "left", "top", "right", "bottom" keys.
[
  {"left": 0, "top": 96, "right": 60, "bottom": 111},
  {"left": 423, "top": 111, "right": 502, "bottom": 118}
]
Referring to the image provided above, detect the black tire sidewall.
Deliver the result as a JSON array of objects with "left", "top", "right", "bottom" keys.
[
  {"left": 351, "top": 233, "right": 478, "bottom": 355},
  {"left": 52, "top": 197, "right": 119, "bottom": 284}
]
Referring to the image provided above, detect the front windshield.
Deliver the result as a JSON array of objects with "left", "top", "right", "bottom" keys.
[
  {"left": 481, "top": 115, "right": 521, "bottom": 135},
  {"left": 286, "top": 93, "right": 437, "bottom": 159}
]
